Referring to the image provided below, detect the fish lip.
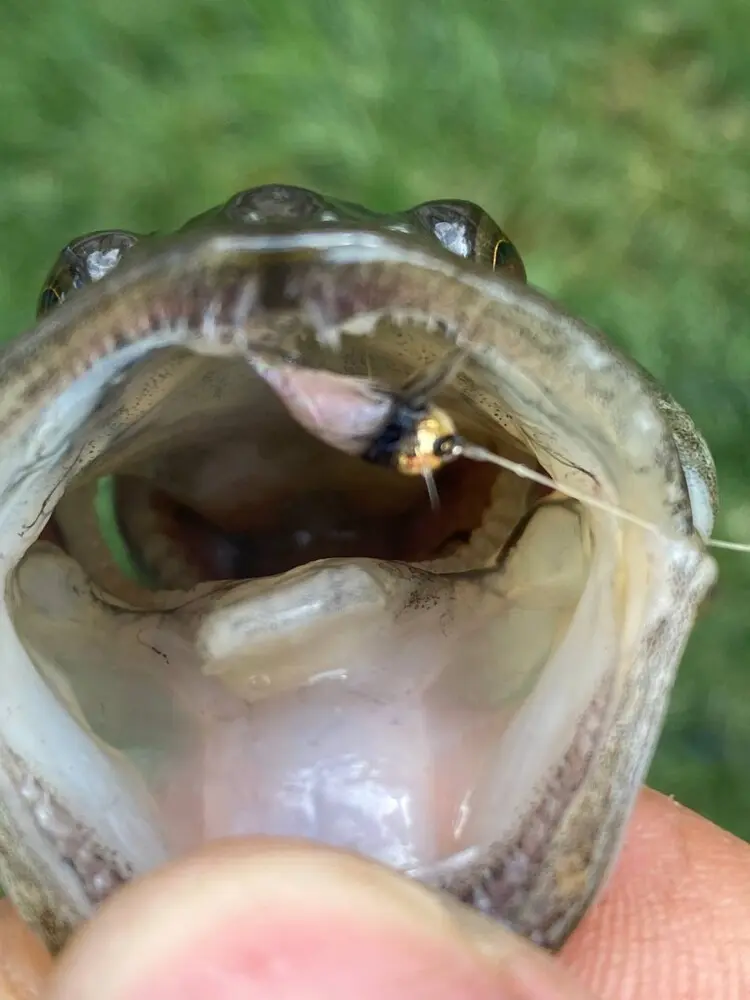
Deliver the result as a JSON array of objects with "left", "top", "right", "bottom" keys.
[{"left": 0, "top": 224, "right": 718, "bottom": 954}]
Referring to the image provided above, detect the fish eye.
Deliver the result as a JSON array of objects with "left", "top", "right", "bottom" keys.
[
  {"left": 36, "top": 230, "right": 140, "bottom": 318},
  {"left": 37, "top": 286, "right": 63, "bottom": 316},
  {"left": 409, "top": 199, "right": 526, "bottom": 282},
  {"left": 490, "top": 231, "right": 527, "bottom": 283}
]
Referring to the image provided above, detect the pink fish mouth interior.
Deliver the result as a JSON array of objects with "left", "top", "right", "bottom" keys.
[
  {"left": 109, "top": 454, "right": 502, "bottom": 582},
  {"left": 10, "top": 341, "right": 579, "bottom": 900}
]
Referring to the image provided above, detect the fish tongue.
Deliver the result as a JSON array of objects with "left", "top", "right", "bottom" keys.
[
  {"left": 173, "top": 559, "right": 502, "bottom": 866},
  {"left": 164, "top": 500, "right": 588, "bottom": 865},
  {"left": 13, "top": 498, "right": 588, "bottom": 869}
]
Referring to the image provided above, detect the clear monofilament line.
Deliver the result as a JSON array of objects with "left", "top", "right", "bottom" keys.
[
  {"left": 458, "top": 442, "right": 750, "bottom": 554},
  {"left": 704, "top": 538, "right": 750, "bottom": 553}
]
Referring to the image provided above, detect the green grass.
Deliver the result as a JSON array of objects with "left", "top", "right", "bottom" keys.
[{"left": 1, "top": 0, "right": 749, "bottom": 836}]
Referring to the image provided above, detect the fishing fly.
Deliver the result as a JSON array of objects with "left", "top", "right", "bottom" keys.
[
  {"left": 360, "top": 350, "right": 750, "bottom": 555},
  {"left": 359, "top": 348, "right": 468, "bottom": 508},
  {"left": 249, "top": 343, "right": 750, "bottom": 554}
]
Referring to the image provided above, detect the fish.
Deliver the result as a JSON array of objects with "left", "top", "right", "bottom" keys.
[{"left": 0, "top": 183, "right": 717, "bottom": 954}]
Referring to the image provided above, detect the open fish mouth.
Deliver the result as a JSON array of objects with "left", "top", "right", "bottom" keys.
[{"left": 0, "top": 186, "right": 718, "bottom": 953}]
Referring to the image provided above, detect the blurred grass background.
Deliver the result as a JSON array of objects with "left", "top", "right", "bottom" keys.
[{"left": 1, "top": 0, "right": 748, "bottom": 836}]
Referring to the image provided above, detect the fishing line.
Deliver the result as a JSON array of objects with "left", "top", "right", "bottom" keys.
[
  {"left": 391, "top": 352, "right": 750, "bottom": 555},
  {"left": 455, "top": 440, "right": 750, "bottom": 554}
]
